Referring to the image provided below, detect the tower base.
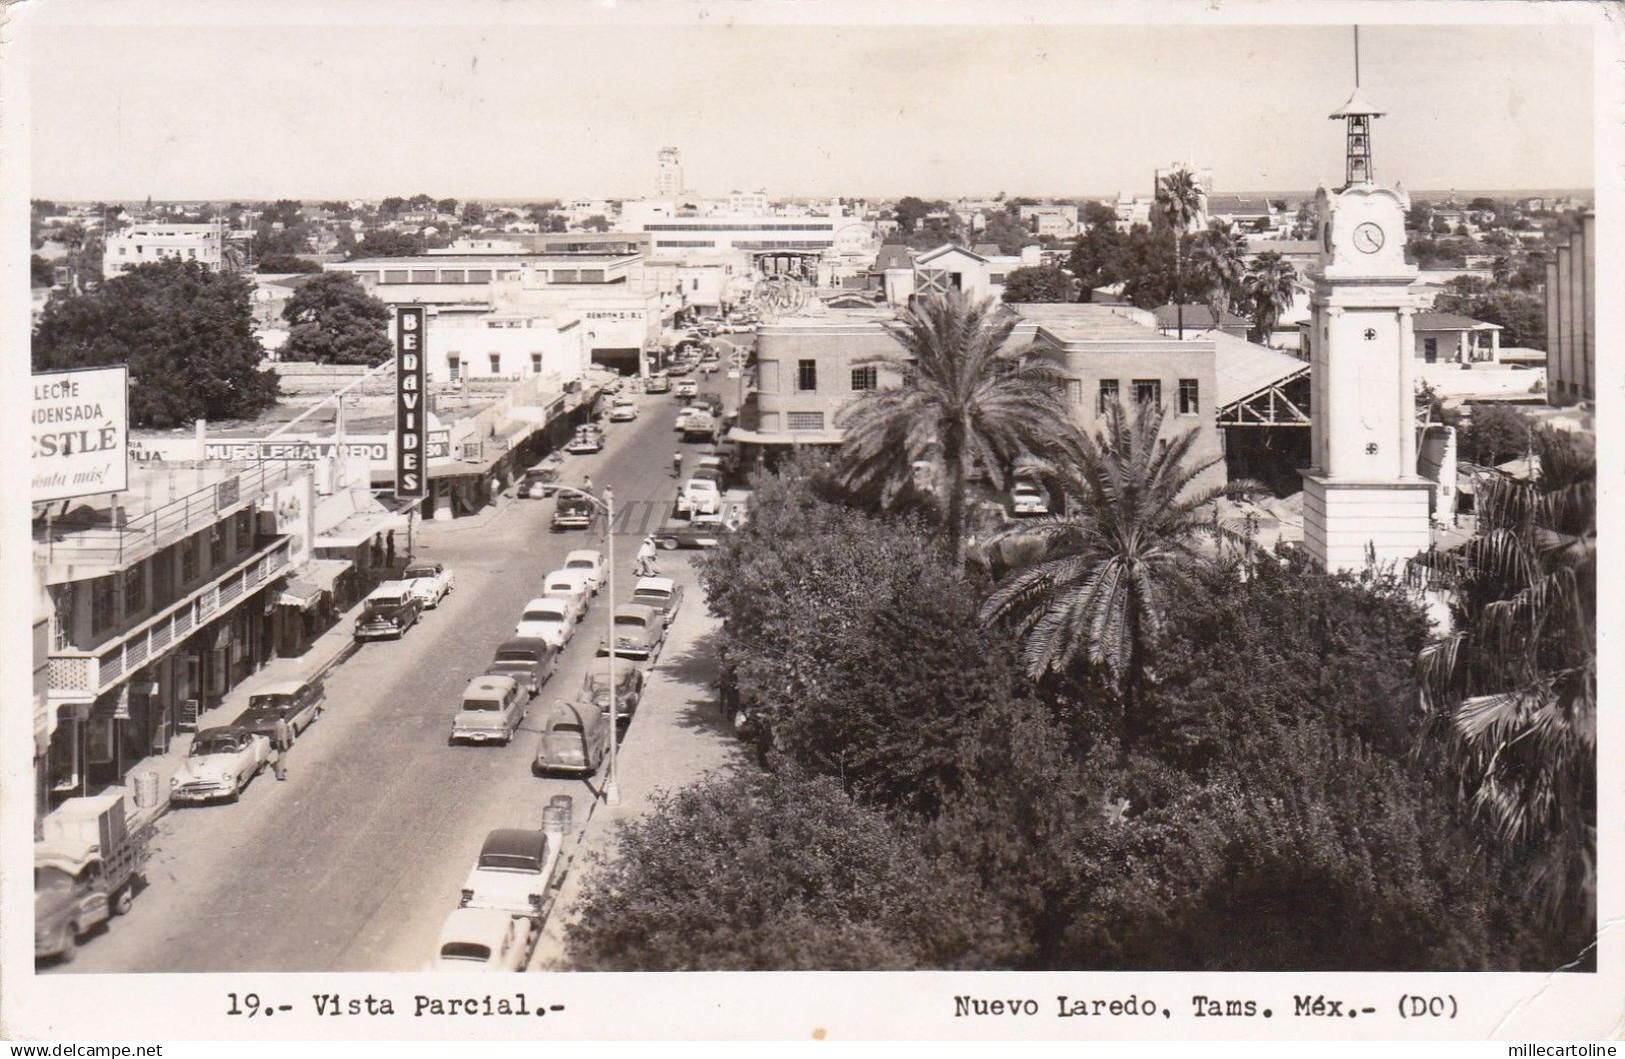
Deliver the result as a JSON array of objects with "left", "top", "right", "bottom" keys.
[{"left": 1301, "top": 473, "right": 1432, "bottom": 574}]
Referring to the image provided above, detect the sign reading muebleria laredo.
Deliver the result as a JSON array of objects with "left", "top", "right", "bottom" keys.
[
  {"left": 31, "top": 366, "right": 130, "bottom": 502},
  {"left": 396, "top": 306, "right": 427, "bottom": 499},
  {"left": 198, "top": 432, "right": 450, "bottom": 462}
]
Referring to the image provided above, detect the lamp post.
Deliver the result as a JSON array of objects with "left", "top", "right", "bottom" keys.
[{"left": 549, "top": 484, "right": 620, "bottom": 806}]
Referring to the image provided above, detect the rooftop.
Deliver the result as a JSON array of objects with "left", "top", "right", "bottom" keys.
[
  {"left": 1414, "top": 311, "right": 1501, "bottom": 331},
  {"left": 1011, "top": 302, "right": 1167, "bottom": 341}
]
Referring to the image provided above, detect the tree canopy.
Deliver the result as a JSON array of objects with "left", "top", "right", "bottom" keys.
[
  {"left": 279, "top": 272, "right": 394, "bottom": 365},
  {"left": 1001, "top": 265, "right": 1076, "bottom": 303},
  {"left": 32, "top": 259, "right": 278, "bottom": 428}
]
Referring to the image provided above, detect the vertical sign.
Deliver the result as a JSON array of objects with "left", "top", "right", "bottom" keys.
[{"left": 395, "top": 307, "right": 427, "bottom": 498}]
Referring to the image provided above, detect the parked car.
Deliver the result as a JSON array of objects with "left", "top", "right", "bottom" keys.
[
  {"left": 652, "top": 513, "right": 730, "bottom": 550},
  {"left": 235, "top": 679, "right": 326, "bottom": 744},
  {"left": 403, "top": 560, "right": 455, "bottom": 608},
  {"left": 1011, "top": 478, "right": 1051, "bottom": 516},
  {"left": 532, "top": 700, "right": 611, "bottom": 777},
  {"left": 564, "top": 426, "right": 605, "bottom": 455},
  {"left": 608, "top": 398, "right": 638, "bottom": 422},
  {"left": 483, "top": 638, "right": 559, "bottom": 698},
  {"left": 34, "top": 793, "right": 151, "bottom": 962},
  {"left": 674, "top": 378, "right": 698, "bottom": 399},
  {"left": 681, "top": 411, "right": 719, "bottom": 443},
  {"left": 665, "top": 361, "right": 692, "bottom": 378},
  {"left": 580, "top": 658, "right": 645, "bottom": 719},
  {"left": 540, "top": 569, "right": 592, "bottom": 625},
  {"left": 450, "top": 675, "right": 527, "bottom": 746},
  {"left": 169, "top": 726, "right": 273, "bottom": 804},
  {"left": 677, "top": 477, "right": 722, "bottom": 516},
  {"left": 430, "top": 907, "right": 534, "bottom": 973},
  {"left": 630, "top": 576, "right": 684, "bottom": 627},
  {"left": 460, "top": 828, "right": 559, "bottom": 917},
  {"left": 562, "top": 549, "right": 605, "bottom": 593},
  {"left": 598, "top": 603, "right": 664, "bottom": 660},
  {"left": 644, "top": 373, "right": 672, "bottom": 394},
  {"left": 673, "top": 406, "right": 704, "bottom": 433},
  {"left": 551, "top": 493, "right": 596, "bottom": 532},
  {"left": 697, "top": 356, "right": 721, "bottom": 375},
  {"left": 354, "top": 582, "right": 422, "bottom": 641},
  {"left": 515, "top": 596, "right": 577, "bottom": 648}
]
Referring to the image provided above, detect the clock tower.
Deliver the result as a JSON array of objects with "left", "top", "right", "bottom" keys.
[{"left": 1302, "top": 85, "right": 1432, "bottom": 572}]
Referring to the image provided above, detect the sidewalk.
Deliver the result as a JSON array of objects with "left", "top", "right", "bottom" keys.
[
  {"left": 118, "top": 604, "right": 364, "bottom": 832},
  {"left": 529, "top": 593, "right": 746, "bottom": 970}
]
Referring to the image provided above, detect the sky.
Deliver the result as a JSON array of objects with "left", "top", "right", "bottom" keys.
[{"left": 21, "top": 3, "right": 1597, "bottom": 202}]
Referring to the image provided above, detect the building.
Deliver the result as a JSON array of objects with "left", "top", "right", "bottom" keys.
[
  {"left": 876, "top": 243, "right": 1036, "bottom": 308},
  {"left": 1545, "top": 210, "right": 1594, "bottom": 405},
  {"left": 1113, "top": 193, "right": 1155, "bottom": 232},
  {"left": 618, "top": 199, "right": 869, "bottom": 279},
  {"left": 1018, "top": 203, "right": 1079, "bottom": 238},
  {"left": 657, "top": 147, "right": 684, "bottom": 198},
  {"left": 102, "top": 221, "right": 226, "bottom": 279},
  {"left": 1411, "top": 311, "right": 1503, "bottom": 364},
  {"left": 729, "top": 190, "right": 770, "bottom": 215},
  {"left": 1153, "top": 303, "right": 1250, "bottom": 339}
]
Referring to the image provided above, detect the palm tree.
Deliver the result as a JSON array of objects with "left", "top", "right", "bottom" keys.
[
  {"left": 980, "top": 399, "right": 1252, "bottom": 747},
  {"left": 836, "top": 291, "right": 1074, "bottom": 566},
  {"left": 1242, "top": 251, "right": 1299, "bottom": 346},
  {"left": 1156, "top": 167, "right": 1205, "bottom": 338},
  {"left": 1415, "top": 427, "right": 1595, "bottom": 953},
  {"left": 1189, "top": 220, "right": 1249, "bottom": 332}
]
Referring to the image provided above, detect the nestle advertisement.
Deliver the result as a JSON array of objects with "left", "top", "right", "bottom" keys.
[
  {"left": 395, "top": 306, "right": 427, "bottom": 498},
  {"left": 31, "top": 365, "right": 130, "bottom": 502}
]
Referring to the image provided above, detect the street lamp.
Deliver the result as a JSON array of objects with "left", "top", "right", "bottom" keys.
[{"left": 550, "top": 484, "right": 620, "bottom": 806}]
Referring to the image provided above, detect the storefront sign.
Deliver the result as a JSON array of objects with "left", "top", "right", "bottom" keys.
[
  {"left": 31, "top": 366, "right": 129, "bottom": 502},
  {"left": 200, "top": 431, "right": 448, "bottom": 463},
  {"left": 395, "top": 307, "right": 427, "bottom": 498},
  {"left": 584, "top": 310, "right": 643, "bottom": 321}
]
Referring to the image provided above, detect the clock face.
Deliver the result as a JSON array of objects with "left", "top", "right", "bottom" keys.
[{"left": 1352, "top": 222, "right": 1385, "bottom": 254}]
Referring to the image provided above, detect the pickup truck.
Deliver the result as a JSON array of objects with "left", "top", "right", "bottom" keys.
[
  {"left": 551, "top": 494, "right": 596, "bottom": 532},
  {"left": 35, "top": 791, "right": 151, "bottom": 962},
  {"left": 354, "top": 581, "right": 422, "bottom": 641}
]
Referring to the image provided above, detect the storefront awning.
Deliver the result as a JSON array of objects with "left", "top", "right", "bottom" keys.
[
  {"left": 278, "top": 580, "right": 324, "bottom": 609},
  {"left": 278, "top": 557, "right": 354, "bottom": 607},
  {"left": 315, "top": 509, "right": 411, "bottom": 549}
]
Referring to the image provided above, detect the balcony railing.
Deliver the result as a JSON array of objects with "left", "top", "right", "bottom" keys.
[
  {"left": 47, "top": 537, "right": 293, "bottom": 700},
  {"left": 35, "top": 463, "right": 295, "bottom": 570}
]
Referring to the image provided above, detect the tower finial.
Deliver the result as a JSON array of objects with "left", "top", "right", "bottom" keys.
[{"left": 1354, "top": 25, "right": 1361, "bottom": 88}]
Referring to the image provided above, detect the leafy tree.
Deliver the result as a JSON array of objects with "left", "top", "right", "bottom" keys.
[
  {"left": 1292, "top": 199, "right": 1320, "bottom": 240},
  {"left": 318, "top": 200, "right": 354, "bottom": 219},
  {"left": 980, "top": 211, "right": 1031, "bottom": 255},
  {"left": 1188, "top": 220, "right": 1248, "bottom": 327},
  {"left": 1454, "top": 402, "right": 1534, "bottom": 466},
  {"left": 378, "top": 196, "right": 406, "bottom": 218},
  {"left": 32, "top": 199, "right": 59, "bottom": 215},
  {"left": 1416, "top": 428, "right": 1596, "bottom": 960},
  {"left": 1242, "top": 251, "right": 1299, "bottom": 345},
  {"left": 980, "top": 399, "right": 1248, "bottom": 749},
  {"left": 566, "top": 769, "right": 1018, "bottom": 970},
  {"left": 836, "top": 291, "right": 1075, "bottom": 565},
  {"left": 1082, "top": 200, "right": 1118, "bottom": 229},
  {"left": 279, "top": 272, "right": 393, "bottom": 365},
  {"left": 30, "top": 254, "right": 56, "bottom": 288},
  {"left": 345, "top": 229, "right": 430, "bottom": 259},
  {"left": 1468, "top": 196, "right": 1499, "bottom": 213},
  {"left": 251, "top": 226, "right": 308, "bottom": 260},
  {"left": 435, "top": 197, "right": 458, "bottom": 215},
  {"left": 890, "top": 195, "right": 935, "bottom": 235},
  {"left": 255, "top": 255, "right": 323, "bottom": 274},
  {"left": 1001, "top": 265, "right": 1075, "bottom": 303},
  {"left": 579, "top": 214, "right": 610, "bottom": 232},
  {"left": 461, "top": 200, "right": 486, "bottom": 226},
  {"left": 265, "top": 199, "right": 303, "bottom": 228},
  {"left": 1067, "top": 221, "right": 1126, "bottom": 302},
  {"left": 1115, "top": 225, "right": 1178, "bottom": 310},
  {"left": 31, "top": 259, "right": 278, "bottom": 427}
]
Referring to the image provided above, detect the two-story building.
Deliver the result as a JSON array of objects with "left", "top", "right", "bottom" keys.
[{"left": 102, "top": 222, "right": 226, "bottom": 279}]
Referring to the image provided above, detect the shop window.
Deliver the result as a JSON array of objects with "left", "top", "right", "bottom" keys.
[
  {"left": 1133, "top": 379, "right": 1162, "bottom": 407},
  {"left": 1178, "top": 379, "right": 1200, "bottom": 416},
  {"left": 851, "top": 367, "right": 877, "bottom": 391},
  {"left": 797, "top": 359, "right": 818, "bottom": 392},
  {"left": 181, "top": 537, "right": 200, "bottom": 582},
  {"left": 1098, "top": 379, "right": 1120, "bottom": 415},
  {"left": 91, "top": 577, "right": 116, "bottom": 633},
  {"left": 448, "top": 355, "right": 461, "bottom": 382},
  {"left": 123, "top": 566, "right": 146, "bottom": 614},
  {"left": 489, "top": 353, "right": 502, "bottom": 375}
]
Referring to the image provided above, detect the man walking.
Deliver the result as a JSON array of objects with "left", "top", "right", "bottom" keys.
[
  {"left": 636, "top": 535, "right": 659, "bottom": 578},
  {"left": 672, "top": 451, "right": 683, "bottom": 479},
  {"left": 272, "top": 715, "right": 293, "bottom": 781}
]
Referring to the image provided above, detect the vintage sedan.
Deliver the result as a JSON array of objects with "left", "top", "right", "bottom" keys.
[
  {"left": 532, "top": 700, "right": 611, "bottom": 777},
  {"left": 430, "top": 907, "right": 534, "bottom": 973},
  {"left": 562, "top": 550, "right": 605, "bottom": 593},
  {"left": 644, "top": 373, "right": 672, "bottom": 394},
  {"left": 580, "top": 658, "right": 645, "bottom": 719},
  {"left": 597, "top": 604, "right": 665, "bottom": 661},
  {"left": 169, "top": 726, "right": 272, "bottom": 804},
  {"left": 483, "top": 638, "right": 559, "bottom": 698},
  {"left": 676, "top": 477, "right": 721, "bottom": 516},
  {"left": 651, "top": 513, "right": 729, "bottom": 550},
  {"left": 630, "top": 576, "right": 684, "bottom": 627},
  {"left": 518, "top": 464, "right": 562, "bottom": 499},
  {"left": 1011, "top": 479, "right": 1051, "bottom": 516},
  {"left": 540, "top": 569, "right": 592, "bottom": 625},
  {"left": 564, "top": 426, "right": 604, "bottom": 455},
  {"left": 354, "top": 582, "right": 422, "bottom": 641},
  {"left": 460, "top": 828, "right": 559, "bottom": 917},
  {"left": 608, "top": 398, "right": 638, "bottom": 422},
  {"left": 450, "top": 675, "right": 527, "bottom": 746},
  {"left": 235, "top": 679, "right": 326, "bottom": 744},
  {"left": 674, "top": 378, "right": 698, "bottom": 399},
  {"left": 515, "top": 597, "right": 577, "bottom": 648},
  {"left": 403, "top": 560, "right": 455, "bottom": 608}
]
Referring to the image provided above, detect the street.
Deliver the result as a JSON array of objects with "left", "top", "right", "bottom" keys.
[{"left": 49, "top": 377, "right": 733, "bottom": 973}]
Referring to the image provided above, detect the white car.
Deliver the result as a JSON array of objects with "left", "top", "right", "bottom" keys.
[
  {"left": 562, "top": 550, "right": 605, "bottom": 594},
  {"left": 540, "top": 569, "right": 592, "bottom": 624},
  {"left": 673, "top": 406, "right": 703, "bottom": 432},
  {"left": 608, "top": 398, "right": 638, "bottom": 422},
  {"left": 402, "top": 561, "right": 455, "bottom": 608},
  {"left": 169, "top": 726, "right": 272, "bottom": 804},
  {"left": 460, "top": 828, "right": 559, "bottom": 917},
  {"left": 1011, "top": 479, "right": 1051, "bottom": 516},
  {"left": 515, "top": 597, "right": 577, "bottom": 648},
  {"left": 674, "top": 378, "right": 698, "bottom": 399},
  {"left": 677, "top": 477, "right": 722, "bottom": 516},
  {"left": 431, "top": 907, "right": 534, "bottom": 973}
]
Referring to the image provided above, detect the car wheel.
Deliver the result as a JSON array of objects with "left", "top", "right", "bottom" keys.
[
  {"left": 227, "top": 784, "right": 240, "bottom": 804},
  {"left": 111, "top": 885, "right": 134, "bottom": 917},
  {"left": 57, "top": 927, "right": 78, "bottom": 963},
  {"left": 660, "top": 538, "right": 679, "bottom": 550}
]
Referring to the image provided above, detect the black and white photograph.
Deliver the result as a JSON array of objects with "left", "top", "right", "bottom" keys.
[{"left": 2, "top": 0, "right": 1617, "bottom": 1044}]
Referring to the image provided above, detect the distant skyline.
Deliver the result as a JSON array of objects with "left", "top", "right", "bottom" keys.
[{"left": 23, "top": 6, "right": 1595, "bottom": 202}]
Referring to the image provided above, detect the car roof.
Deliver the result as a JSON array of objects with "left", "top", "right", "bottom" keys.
[
  {"left": 564, "top": 550, "right": 601, "bottom": 563},
  {"left": 479, "top": 828, "right": 549, "bottom": 861},
  {"left": 522, "top": 597, "right": 568, "bottom": 613},
  {"left": 196, "top": 724, "right": 257, "bottom": 740},
  {"left": 405, "top": 560, "right": 442, "bottom": 570},
  {"left": 543, "top": 699, "right": 602, "bottom": 728},
  {"left": 464, "top": 675, "right": 518, "bottom": 695},
  {"left": 250, "top": 680, "right": 311, "bottom": 697},
  {"left": 614, "top": 603, "right": 659, "bottom": 620},
  {"left": 494, "top": 637, "right": 555, "bottom": 654},
  {"left": 633, "top": 576, "right": 676, "bottom": 593},
  {"left": 437, "top": 906, "right": 518, "bottom": 947},
  {"left": 544, "top": 568, "right": 589, "bottom": 584}
]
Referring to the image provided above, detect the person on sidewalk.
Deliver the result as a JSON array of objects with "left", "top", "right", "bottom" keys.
[
  {"left": 635, "top": 535, "right": 659, "bottom": 578},
  {"left": 672, "top": 451, "right": 683, "bottom": 479},
  {"left": 272, "top": 716, "right": 293, "bottom": 781}
]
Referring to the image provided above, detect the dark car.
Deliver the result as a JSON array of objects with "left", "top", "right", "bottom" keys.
[
  {"left": 235, "top": 679, "right": 326, "bottom": 743},
  {"left": 551, "top": 494, "right": 596, "bottom": 532},
  {"left": 518, "top": 465, "right": 562, "bottom": 499},
  {"left": 652, "top": 513, "right": 730, "bottom": 550},
  {"left": 354, "top": 582, "right": 423, "bottom": 640},
  {"left": 483, "top": 638, "right": 559, "bottom": 698}
]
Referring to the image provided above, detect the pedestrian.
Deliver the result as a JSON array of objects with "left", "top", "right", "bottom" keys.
[
  {"left": 583, "top": 474, "right": 594, "bottom": 494},
  {"left": 385, "top": 530, "right": 396, "bottom": 568},
  {"left": 636, "top": 535, "right": 659, "bottom": 577},
  {"left": 272, "top": 715, "right": 293, "bottom": 781},
  {"left": 672, "top": 451, "right": 683, "bottom": 478}
]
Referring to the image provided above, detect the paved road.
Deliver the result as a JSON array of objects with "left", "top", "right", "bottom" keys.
[{"left": 51, "top": 378, "right": 733, "bottom": 973}]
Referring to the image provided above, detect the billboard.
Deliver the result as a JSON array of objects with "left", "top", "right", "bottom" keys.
[
  {"left": 31, "top": 366, "right": 130, "bottom": 502},
  {"left": 395, "top": 307, "right": 427, "bottom": 498}
]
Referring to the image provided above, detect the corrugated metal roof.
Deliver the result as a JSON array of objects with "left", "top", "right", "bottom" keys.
[{"left": 1206, "top": 329, "right": 1311, "bottom": 409}]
